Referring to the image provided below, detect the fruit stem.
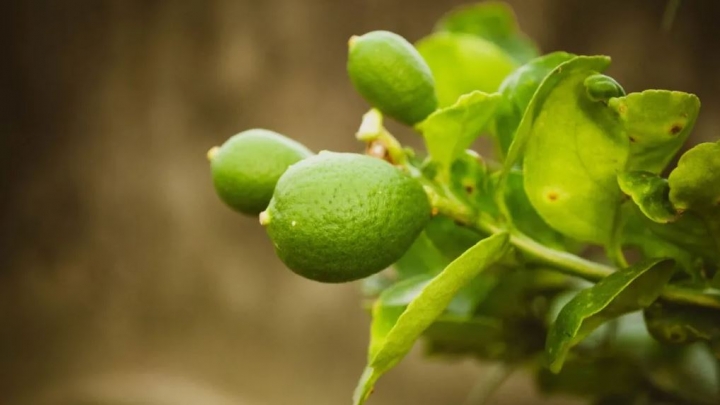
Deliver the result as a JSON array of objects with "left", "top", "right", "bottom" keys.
[{"left": 357, "top": 109, "right": 407, "bottom": 165}]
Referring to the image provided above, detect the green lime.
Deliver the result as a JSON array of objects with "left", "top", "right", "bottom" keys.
[
  {"left": 262, "top": 152, "right": 431, "bottom": 283},
  {"left": 209, "top": 129, "right": 313, "bottom": 215},
  {"left": 347, "top": 30, "right": 438, "bottom": 125}
]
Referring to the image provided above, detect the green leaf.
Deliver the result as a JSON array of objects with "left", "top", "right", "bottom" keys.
[
  {"left": 424, "top": 215, "right": 484, "bottom": 260},
  {"left": 417, "top": 90, "right": 501, "bottom": 169},
  {"left": 434, "top": 1, "right": 539, "bottom": 64},
  {"left": 392, "top": 231, "right": 450, "bottom": 278},
  {"left": 519, "top": 56, "right": 628, "bottom": 244},
  {"left": 668, "top": 141, "right": 720, "bottom": 252},
  {"left": 353, "top": 232, "right": 511, "bottom": 405},
  {"left": 502, "top": 170, "right": 579, "bottom": 251},
  {"left": 644, "top": 301, "right": 720, "bottom": 357},
  {"left": 446, "top": 151, "right": 500, "bottom": 217},
  {"left": 609, "top": 90, "right": 701, "bottom": 174},
  {"left": 619, "top": 204, "right": 715, "bottom": 277},
  {"left": 494, "top": 52, "right": 576, "bottom": 156},
  {"left": 668, "top": 141, "right": 720, "bottom": 214},
  {"left": 617, "top": 171, "right": 677, "bottom": 224},
  {"left": 546, "top": 258, "right": 676, "bottom": 373},
  {"left": 416, "top": 32, "right": 516, "bottom": 107},
  {"left": 502, "top": 56, "right": 611, "bottom": 176}
]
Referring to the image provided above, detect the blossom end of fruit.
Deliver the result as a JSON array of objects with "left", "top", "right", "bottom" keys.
[
  {"left": 259, "top": 210, "right": 271, "bottom": 226},
  {"left": 348, "top": 35, "right": 359, "bottom": 48},
  {"left": 207, "top": 146, "right": 220, "bottom": 161}
]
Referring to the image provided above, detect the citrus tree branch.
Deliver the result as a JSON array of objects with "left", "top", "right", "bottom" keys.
[{"left": 431, "top": 191, "right": 720, "bottom": 310}]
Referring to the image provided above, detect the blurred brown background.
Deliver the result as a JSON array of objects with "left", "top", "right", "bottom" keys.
[{"left": 1, "top": 1, "right": 719, "bottom": 404}]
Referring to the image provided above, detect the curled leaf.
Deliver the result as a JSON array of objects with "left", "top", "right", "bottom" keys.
[
  {"left": 617, "top": 171, "right": 677, "bottom": 223},
  {"left": 668, "top": 141, "right": 720, "bottom": 214},
  {"left": 546, "top": 258, "right": 675, "bottom": 373},
  {"left": 610, "top": 90, "right": 701, "bottom": 174},
  {"left": 584, "top": 74, "right": 625, "bottom": 102},
  {"left": 668, "top": 141, "right": 720, "bottom": 252}
]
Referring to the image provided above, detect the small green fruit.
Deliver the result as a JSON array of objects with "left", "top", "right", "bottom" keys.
[
  {"left": 262, "top": 152, "right": 431, "bottom": 283},
  {"left": 209, "top": 129, "right": 312, "bottom": 215},
  {"left": 347, "top": 30, "right": 438, "bottom": 125}
]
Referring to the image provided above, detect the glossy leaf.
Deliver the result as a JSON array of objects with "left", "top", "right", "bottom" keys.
[
  {"left": 416, "top": 32, "right": 516, "bottom": 107},
  {"left": 503, "top": 56, "right": 611, "bottom": 175},
  {"left": 353, "top": 233, "right": 510, "bottom": 405},
  {"left": 644, "top": 301, "right": 720, "bottom": 357},
  {"left": 502, "top": 170, "right": 578, "bottom": 251},
  {"left": 417, "top": 90, "right": 501, "bottom": 169},
  {"left": 434, "top": 1, "right": 539, "bottom": 64},
  {"left": 546, "top": 258, "right": 676, "bottom": 373},
  {"left": 609, "top": 90, "right": 701, "bottom": 174},
  {"left": 494, "top": 52, "right": 576, "bottom": 156},
  {"left": 519, "top": 56, "right": 628, "bottom": 244},
  {"left": 617, "top": 171, "right": 677, "bottom": 224}
]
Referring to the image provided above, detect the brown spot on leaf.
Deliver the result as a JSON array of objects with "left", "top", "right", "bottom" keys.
[
  {"left": 464, "top": 184, "right": 474, "bottom": 194},
  {"left": 546, "top": 191, "right": 559, "bottom": 202},
  {"left": 670, "top": 124, "right": 683, "bottom": 135},
  {"left": 629, "top": 136, "right": 636, "bottom": 143},
  {"left": 431, "top": 207, "right": 439, "bottom": 216},
  {"left": 617, "top": 104, "right": 628, "bottom": 115}
]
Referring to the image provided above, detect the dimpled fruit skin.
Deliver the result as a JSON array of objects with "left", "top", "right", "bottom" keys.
[
  {"left": 265, "top": 152, "right": 431, "bottom": 283},
  {"left": 348, "top": 31, "right": 437, "bottom": 125},
  {"left": 211, "top": 129, "right": 312, "bottom": 215}
]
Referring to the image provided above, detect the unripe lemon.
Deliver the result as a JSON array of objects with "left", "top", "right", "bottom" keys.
[
  {"left": 261, "top": 152, "right": 431, "bottom": 283},
  {"left": 347, "top": 31, "right": 438, "bottom": 125},
  {"left": 209, "top": 129, "right": 312, "bottom": 215}
]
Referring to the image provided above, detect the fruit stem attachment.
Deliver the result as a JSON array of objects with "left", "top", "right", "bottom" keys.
[{"left": 357, "top": 109, "right": 407, "bottom": 165}]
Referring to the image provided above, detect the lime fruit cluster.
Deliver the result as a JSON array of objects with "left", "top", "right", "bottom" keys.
[
  {"left": 261, "top": 152, "right": 431, "bottom": 283},
  {"left": 209, "top": 129, "right": 312, "bottom": 215},
  {"left": 347, "top": 30, "right": 438, "bottom": 125}
]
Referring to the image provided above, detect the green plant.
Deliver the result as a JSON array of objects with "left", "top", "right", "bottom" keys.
[{"left": 210, "top": 2, "right": 720, "bottom": 404}]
